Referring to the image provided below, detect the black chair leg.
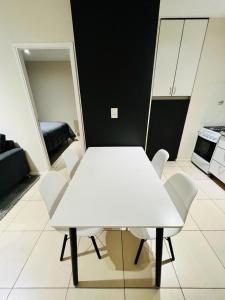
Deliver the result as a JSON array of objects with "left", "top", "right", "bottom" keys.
[
  {"left": 90, "top": 236, "right": 101, "bottom": 259},
  {"left": 134, "top": 239, "right": 146, "bottom": 265},
  {"left": 60, "top": 234, "right": 69, "bottom": 261},
  {"left": 166, "top": 237, "right": 175, "bottom": 261}
]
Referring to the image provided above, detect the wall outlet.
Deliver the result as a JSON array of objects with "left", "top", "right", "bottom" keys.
[{"left": 111, "top": 107, "right": 118, "bottom": 118}]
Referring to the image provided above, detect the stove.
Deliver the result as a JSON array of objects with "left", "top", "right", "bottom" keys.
[
  {"left": 191, "top": 126, "right": 225, "bottom": 174},
  {"left": 205, "top": 126, "right": 225, "bottom": 133}
]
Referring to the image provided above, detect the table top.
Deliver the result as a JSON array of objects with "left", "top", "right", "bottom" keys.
[{"left": 51, "top": 147, "right": 184, "bottom": 229}]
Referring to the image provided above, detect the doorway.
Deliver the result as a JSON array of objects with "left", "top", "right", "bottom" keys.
[{"left": 14, "top": 43, "right": 85, "bottom": 168}]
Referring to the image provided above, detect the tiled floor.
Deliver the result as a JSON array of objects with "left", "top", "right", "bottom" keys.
[{"left": 0, "top": 160, "right": 225, "bottom": 299}]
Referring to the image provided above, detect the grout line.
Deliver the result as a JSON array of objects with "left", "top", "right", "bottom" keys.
[
  {"left": 212, "top": 200, "right": 225, "bottom": 214},
  {"left": 1, "top": 201, "right": 29, "bottom": 232},
  {"left": 201, "top": 231, "right": 225, "bottom": 269},
  {"left": 6, "top": 230, "right": 44, "bottom": 299},
  {"left": 188, "top": 213, "right": 201, "bottom": 231},
  {"left": 120, "top": 231, "right": 126, "bottom": 300},
  {"left": 163, "top": 241, "right": 183, "bottom": 294},
  {"left": 6, "top": 216, "right": 51, "bottom": 297},
  {"left": 65, "top": 274, "right": 72, "bottom": 300}
]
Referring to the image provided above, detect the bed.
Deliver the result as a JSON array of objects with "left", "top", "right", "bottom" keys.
[{"left": 40, "top": 121, "right": 76, "bottom": 154}]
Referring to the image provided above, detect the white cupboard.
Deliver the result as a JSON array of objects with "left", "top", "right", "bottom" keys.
[
  {"left": 153, "top": 20, "right": 183, "bottom": 96},
  {"left": 153, "top": 19, "right": 208, "bottom": 97}
]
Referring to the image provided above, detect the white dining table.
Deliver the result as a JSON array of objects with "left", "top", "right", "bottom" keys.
[{"left": 51, "top": 147, "right": 183, "bottom": 288}]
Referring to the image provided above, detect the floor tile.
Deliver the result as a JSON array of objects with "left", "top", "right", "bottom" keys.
[
  {"left": 172, "top": 231, "right": 225, "bottom": 287},
  {"left": 182, "top": 215, "right": 199, "bottom": 231},
  {"left": 26, "top": 191, "right": 43, "bottom": 201},
  {"left": 163, "top": 166, "right": 183, "bottom": 179},
  {"left": 166, "top": 161, "right": 178, "bottom": 167},
  {"left": 7, "top": 288, "right": 67, "bottom": 300},
  {"left": 0, "top": 201, "right": 27, "bottom": 230},
  {"left": 195, "top": 188, "right": 209, "bottom": 200},
  {"left": 69, "top": 230, "right": 124, "bottom": 288},
  {"left": 66, "top": 288, "right": 124, "bottom": 300},
  {"left": 203, "top": 231, "right": 225, "bottom": 267},
  {"left": 20, "top": 182, "right": 39, "bottom": 201},
  {"left": 176, "top": 161, "right": 193, "bottom": 167},
  {"left": 181, "top": 166, "right": 209, "bottom": 180},
  {"left": 125, "top": 288, "right": 184, "bottom": 300},
  {"left": 214, "top": 200, "right": 225, "bottom": 213},
  {"left": 196, "top": 180, "right": 225, "bottom": 199},
  {"left": 0, "top": 289, "right": 11, "bottom": 299},
  {"left": 7, "top": 201, "right": 49, "bottom": 231},
  {"left": 0, "top": 231, "right": 40, "bottom": 287},
  {"left": 44, "top": 221, "right": 56, "bottom": 231},
  {"left": 190, "top": 200, "right": 225, "bottom": 230},
  {"left": 122, "top": 231, "right": 180, "bottom": 288},
  {"left": 183, "top": 289, "right": 225, "bottom": 300},
  {"left": 15, "top": 231, "right": 71, "bottom": 288},
  {"left": 58, "top": 168, "right": 69, "bottom": 180}
]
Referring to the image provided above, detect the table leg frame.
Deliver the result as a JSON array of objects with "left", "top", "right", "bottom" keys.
[
  {"left": 155, "top": 228, "right": 164, "bottom": 288},
  {"left": 69, "top": 228, "right": 78, "bottom": 286}
]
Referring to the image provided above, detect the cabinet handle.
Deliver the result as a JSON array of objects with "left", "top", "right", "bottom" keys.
[{"left": 169, "top": 87, "right": 172, "bottom": 96}]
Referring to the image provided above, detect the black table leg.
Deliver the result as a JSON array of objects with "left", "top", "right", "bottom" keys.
[
  {"left": 69, "top": 228, "right": 78, "bottom": 286},
  {"left": 155, "top": 228, "right": 164, "bottom": 288}
]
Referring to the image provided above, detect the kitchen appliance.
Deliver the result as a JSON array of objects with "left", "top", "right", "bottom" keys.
[{"left": 191, "top": 126, "right": 225, "bottom": 174}]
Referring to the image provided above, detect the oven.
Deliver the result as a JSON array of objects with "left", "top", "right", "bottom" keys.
[{"left": 191, "top": 128, "right": 220, "bottom": 174}]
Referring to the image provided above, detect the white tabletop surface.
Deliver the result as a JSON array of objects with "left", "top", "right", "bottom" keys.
[{"left": 51, "top": 147, "right": 184, "bottom": 229}]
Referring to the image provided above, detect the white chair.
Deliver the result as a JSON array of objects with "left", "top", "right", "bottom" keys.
[
  {"left": 151, "top": 149, "right": 169, "bottom": 178},
  {"left": 62, "top": 146, "right": 80, "bottom": 179},
  {"left": 129, "top": 172, "right": 198, "bottom": 264},
  {"left": 38, "top": 171, "right": 103, "bottom": 261}
]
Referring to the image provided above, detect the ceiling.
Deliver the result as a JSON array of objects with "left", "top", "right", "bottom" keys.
[
  {"left": 160, "top": 0, "right": 225, "bottom": 18},
  {"left": 22, "top": 49, "right": 70, "bottom": 62}
]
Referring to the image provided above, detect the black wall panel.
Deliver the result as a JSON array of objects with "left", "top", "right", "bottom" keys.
[
  {"left": 70, "top": 0, "right": 160, "bottom": 147},
  {"left": 146, "top": 100, "right": 190, "bottom": 160}
]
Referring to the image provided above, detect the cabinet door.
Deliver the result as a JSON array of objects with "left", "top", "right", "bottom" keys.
[
  {"left": 153, "top": 20, "right": 184, "bottom": 96},
  {"left": 173, "top": 19, "right": 208, "bottom": 96},
  {"left": 146, "top": 99, "right": 190, "bottom": 160}
]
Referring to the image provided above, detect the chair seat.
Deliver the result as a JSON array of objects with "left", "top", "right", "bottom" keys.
[{"left": 129, "top": 227, "right": 181, "bottom": 240}]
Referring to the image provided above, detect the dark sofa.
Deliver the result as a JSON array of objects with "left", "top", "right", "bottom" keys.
[{"left": 0, "top": 134, "right": 30, "bottom": 197}]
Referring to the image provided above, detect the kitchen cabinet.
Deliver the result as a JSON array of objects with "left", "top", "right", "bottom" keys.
[
  {"left": 153, "top": 20, "right": 183, "bottom": 96},
  {"left": 146, "top": 99, "right": 190, "bottom": 160},
  {"left": 153, "top": 19, "right": 208, "bottom": 96},
  {"left": 209, "top": 136, "right": 225, "bottom": 184}
]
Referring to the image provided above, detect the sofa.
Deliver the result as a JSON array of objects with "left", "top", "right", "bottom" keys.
[{"left": 0, "top": 134, "right": 30, "bottom": 197}]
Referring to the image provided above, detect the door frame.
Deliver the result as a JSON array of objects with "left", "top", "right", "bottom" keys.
[{"left": 13, "top": 42, "right": 86, "bottom": 171}]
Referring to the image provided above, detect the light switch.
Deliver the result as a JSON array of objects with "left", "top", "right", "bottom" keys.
[{"left": 111, "top": 107, "right": 118, "bottom": 119}]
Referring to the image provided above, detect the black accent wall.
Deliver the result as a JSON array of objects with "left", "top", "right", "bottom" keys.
[{"left": 70, "top": 0, "right": 160, "bottom": 147}]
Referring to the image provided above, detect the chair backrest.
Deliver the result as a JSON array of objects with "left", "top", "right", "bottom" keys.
[
  {"left": 62, "top": 147, "right": 80, "bottom": 179},
  {"left": 164, "top": 172, "right": 198, "bottom": 223},
  {"left": 151, "top": 149, "right": 169, "bottom": 178},
  {"left": 38, "top": 171, "right": 68, "bottom": 217}
]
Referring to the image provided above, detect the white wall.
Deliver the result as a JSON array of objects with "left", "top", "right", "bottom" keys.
[
  {"left": 201, "top": 82, "right": 225, "bottom": 126},
  {"left": 178, "top": 18, "right": 225, "bottom": 160},
  {"left": 0, "top": 0, "right": 74, "bottom": 172},
  {"left": 160, "top": 0, "right": 225, "bottom": 18},
  {"left": 26, "top": 61, "right": 78, "bottom": 133}
]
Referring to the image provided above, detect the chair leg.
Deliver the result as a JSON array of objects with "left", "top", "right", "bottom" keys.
[
  {"left": 90, "top": 236, "right": 101, "bottom": 259},
  {"left": 166, "top": 237, "right": 175, "bottom": 261},
  {"left": 134, "top": 239, "right": 146, "bottom": 265},
  {"left": 60, "top": 234, "right": 69, "bottom": 261}
]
